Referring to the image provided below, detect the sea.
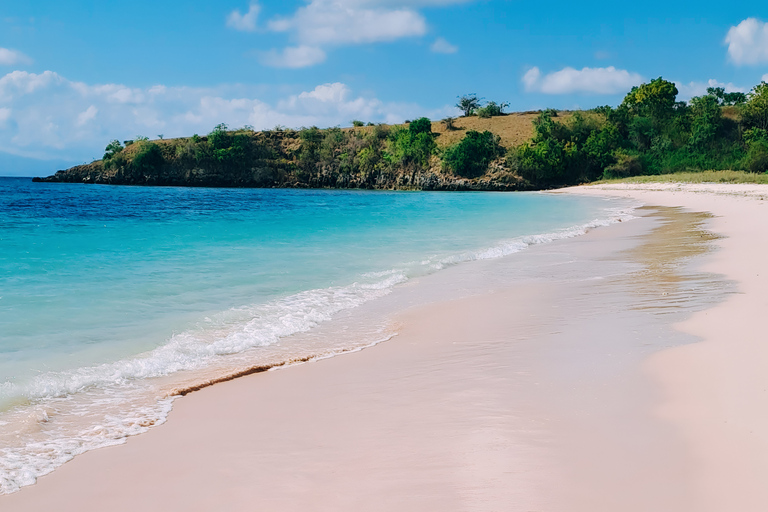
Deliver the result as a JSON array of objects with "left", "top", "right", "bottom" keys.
[{"left": 0, "top": 176, "right": 636, "bottom": 494}]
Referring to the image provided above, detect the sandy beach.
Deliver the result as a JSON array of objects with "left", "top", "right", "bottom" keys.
[{"left": 3, "top": 183, "right": 768, "bottom": 511}]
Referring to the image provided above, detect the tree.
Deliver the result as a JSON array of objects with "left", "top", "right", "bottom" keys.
[
  {"left": 103, "top": 140, "right": 123, "bottom": 160},
  {"left": 443, "top": 130, "right": 504, "bottom": 177},
  {"left": 477, "top": 101, "right": 509, "bottom": 118},
  {"left": 621, "top": 78, "right": 679, "bottom": 120},
  {"left": 351, "top": 120, "right": 364, "bottom": 127},
  {"left": 741, "top": 82, "right": 768, "bottom": 131},
  {"left": 707, "top": 86, "right": 747, "bottom": 106},
  {"left": 408, "top": 117, "right": 432, "bottom": 136},
  {"left": 456, "top": 94, "right": 481, "bottom": 117},
  {"left": 688, "top": 95, "right": 723, "bottom": 150}
]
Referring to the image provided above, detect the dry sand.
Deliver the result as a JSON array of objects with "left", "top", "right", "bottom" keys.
[
  {"left": 3, "top": 183, "right": 768, "bottom": 511},
  {"left": 566, "top": 183, "right": 768, "bottom": 511}
]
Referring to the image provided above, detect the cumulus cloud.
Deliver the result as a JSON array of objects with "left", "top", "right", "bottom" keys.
[
  {"left": 227, "top": 2, "right": 260, "bottom": 32},
  {"left": 259, "top": 45, "right": 327, "bottom": 68},
  {"left": 725, "top": 18, "right": 768, "bottom": 66},
  {"left": 675, "top": 79, "right": 746, "bottom": 101},
  {"left": 0, "top": 70, "right": 436, "bottom": 161},
  {"left": 251, "top": 0, "right": 472, "bottom": 67},
  {"left": 268, "top": 1, "right": 426, "bottom": 45},
  {"left": 763, "top": 73, "right": 768, "bottom": 83},
  {"left": 0, "top": 48, "right": 31, "bottom": 66},
  {"left": 430, "top": 37, "right": 458, "bottom": 54},
  {"left": 522, "top": 66, "right": 644, "bottom": 95}
]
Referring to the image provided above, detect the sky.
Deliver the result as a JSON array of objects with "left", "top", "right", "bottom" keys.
[{"left": 1, "top": 1, "right": 768, "bottom": 176}]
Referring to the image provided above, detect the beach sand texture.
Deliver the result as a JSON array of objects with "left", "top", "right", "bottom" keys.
[{"left": 3, "top": 183, "right": 767, "bottom": 511}]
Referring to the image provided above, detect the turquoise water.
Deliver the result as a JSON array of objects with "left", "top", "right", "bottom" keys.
[{"left": 0, "top": 177, "right": 632, "bottom": 492}]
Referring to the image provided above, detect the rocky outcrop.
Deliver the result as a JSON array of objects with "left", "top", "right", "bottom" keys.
[{"left": 33, "top": 129, "right": 534, "bottom": 191}]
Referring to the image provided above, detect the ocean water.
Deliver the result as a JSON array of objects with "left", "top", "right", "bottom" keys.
[{"left": 0, "top": 177, "right": 634, "bottom": 493}]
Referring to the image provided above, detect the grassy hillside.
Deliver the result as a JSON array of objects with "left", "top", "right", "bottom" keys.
[{"left": 35, "top": 79, "right": 768, "bottom": 190}]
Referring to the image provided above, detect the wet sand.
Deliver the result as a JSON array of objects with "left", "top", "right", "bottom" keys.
[{"left": 3, "top": 183, "right": 766, "bottom": 511}]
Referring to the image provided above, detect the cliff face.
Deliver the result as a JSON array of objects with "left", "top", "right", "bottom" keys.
[
  {"left": 33, "top": 160, "right": 527, "bottom": 191},
  {"left": 33, "top": 125, "right": 532, "bottom": 191}
]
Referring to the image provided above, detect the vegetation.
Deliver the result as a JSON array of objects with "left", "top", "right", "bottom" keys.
[
  {"left": 477, "top": 101, "right": 509, "bottom": 118},
  {"left": 595, "top": 169, "right": 768, "bottom": 184},
  {"left": 43, "top": 78, "right": 768, "bottom": 190},
  {"left": 443, "top": 130, "right": 504, "bottom": 177},
  {"left": 456, "top": 94, "right": 481, "bottom": 117},
  {"left": 508, "top": 78, "right": 768, "bottom": 186}
]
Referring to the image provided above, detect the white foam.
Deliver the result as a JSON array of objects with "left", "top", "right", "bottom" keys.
[{"left": 0, "top": 199, "right": 639, "bottom": 495}]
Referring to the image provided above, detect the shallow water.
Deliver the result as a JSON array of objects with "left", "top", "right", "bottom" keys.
[{"left": 0, "top": 177, "right": 635, "bottom": 493}]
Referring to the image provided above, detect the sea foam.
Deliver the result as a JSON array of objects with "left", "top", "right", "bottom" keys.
[{"left": 0, "top": 195, "right": 638, "bottom": 495}]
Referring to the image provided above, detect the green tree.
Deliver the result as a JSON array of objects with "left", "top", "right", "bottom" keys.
[
  {"left": 456, "top": 94, "right": 481, "bottom": 117},
  {"left": 408, "top": 117, "right": 433, "bottom": 136},
  {"left": 476, "top": 101, "right": 508, "bottom": 118},
  {"left": 443, "top": 130, "right": 503, "bottom": 178},
  {"left": 742, "top": 82, "right": 768, "bottom": 131},
  {"left": 621, "top": 78, "right": 679, "bottom": 120},
  {"left": 103, "top": 140, "right": 123, "bottom": 160},
  {"left": 688, "top": 95, "right": 723, "bottom": 150},
  {"left": 131, "top": 143, "right": 164, "bottom": 173}
]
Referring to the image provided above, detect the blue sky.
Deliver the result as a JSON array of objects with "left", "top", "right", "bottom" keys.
[{"left": 1, "top": 0, "right": 768, "bottom": 175}]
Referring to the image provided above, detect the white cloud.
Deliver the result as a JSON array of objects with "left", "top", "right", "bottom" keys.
[
  {"left": 259, "top": 46, "right": 327, "bottom": 68},
  {"left": 0, "top": 69, "right": 438, "bottom": 161},
  {"left": 430, "top": 37, "right": 458, "bottom": 54},
  {"left": 268, "top": 1, "right": 426, "bottom": 45},
  {"left": 675, "top": 79, "right": 746, "bottom": 101},
  {"left": 522, "top": 67, "right": 542, "bottom": 91},
  {"left": 227, "top": 2, "right": 260, "bottom": 32},
  {"left": 763, "top": 73, "right": 768, "bottom": 83},
  {"left": 0, "top": 48, "right": 31, "bottom": 66},
  {"left": 522, "top": 66, "right": 644, "bottom": 95},
  {"left": 75, "top": 105, "right": 98, "bottom": 127},
  {"left": 725, "top": 18, "right": 768, "bottom": 66}
]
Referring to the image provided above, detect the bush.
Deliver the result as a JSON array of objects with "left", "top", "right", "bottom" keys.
[
  {"left": 132, "top": 143, "right": 164, "bottom": 173},
  {"left": 351, "top": 120, "right": 364, "bottom": 127},
  {"left": 408, "top": 117, "right": 433, "bottom": 136},
  {"left": 603, "top": 151, "right": 643, "bottom": 179},
  {"left": 387, "top": 125, "right": 436, "bottom": 167},
  {"left": 743, "top": 140, "right": 768, "bottom": 173},
  {"left": 443, "top": 130, "right": 504, "bottom": 178},
  {"left": 103, "top": 140, "right": 123, "bottom": 160},
  {"left": 476, "top": 101, "right": 508, "bottom": 118},
  {"left": 442, "top": 117, "right": 457, "bottom": 130}
]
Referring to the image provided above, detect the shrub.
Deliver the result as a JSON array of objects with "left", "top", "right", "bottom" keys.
[
  {"left": 743, "top": 140, "right": 768, "bottom": 173},
  {"left": 132, "top": 143, "right": 164, "bottom": 173},
  {"left": 408, "top": 117, "right": 432, "bottom": 136},
  {"left": 476, "top": 101, "right": 508, "bottom": 118},
  {"left": 351, "top": 120, "right": 364, "bottom": 127},
  {"left": 742, "top": 83, "right": 768, "bottom": 131},
  {"left": 208, "top": 123, "right": 231, "bottom": 151},
  {"left": 387, "top": 125, "right": 436, "bottom": 167},
  {"left": 103, "top": 140, "right": 123, "bottom": 160},
  {"left": 603, "top": 151, "right": 643, "bottom": 179},
  {"left": 443, "top": 130, "right": 504, "bottom": 178},
  {"left": 442, "top": 117, "right": 457, "bottom": 130}
]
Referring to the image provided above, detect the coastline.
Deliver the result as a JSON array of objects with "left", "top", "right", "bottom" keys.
[
  {"left": 2, "top": 183, "right": 766, "bottom": 510},
  {"left": 565, "top": 183, "right": 768, "bottom": 510}
]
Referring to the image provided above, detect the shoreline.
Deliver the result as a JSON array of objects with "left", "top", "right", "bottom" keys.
[
  {"left": 2, "top": 183, "right": 766, "bottom": 510},
  {"left": 566, "top": 183, "right": 768, "bottom": 510}
]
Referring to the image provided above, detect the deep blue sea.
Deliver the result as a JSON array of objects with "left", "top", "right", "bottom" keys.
[{"left": 0, "top": 177, "right": 633, "bottom": 493}]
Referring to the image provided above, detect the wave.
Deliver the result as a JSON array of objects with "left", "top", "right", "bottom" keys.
[{"left": 0, "top": 200, "right": 638, "bottom": 495}]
